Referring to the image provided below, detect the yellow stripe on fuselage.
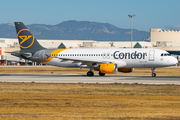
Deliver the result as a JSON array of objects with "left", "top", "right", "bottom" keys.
[{"left": 40, "top": 48, "right": 67, "bottom": 63}]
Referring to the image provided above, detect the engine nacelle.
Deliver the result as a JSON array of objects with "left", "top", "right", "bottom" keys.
[
  {"left": 118, "top": 68, "right": 134, "bottom": 73},
  {"left": 100, "top": 63, "right": 117, "bottom": 74}
]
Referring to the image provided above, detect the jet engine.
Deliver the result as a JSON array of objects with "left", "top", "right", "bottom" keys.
[
  {"left": 118, "top": 68, "right": 134, "bottom": 73},
  {"left": 100, "top": 63, "right": 117, "bottom": 74}
]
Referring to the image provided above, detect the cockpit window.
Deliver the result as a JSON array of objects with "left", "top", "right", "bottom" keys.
[{"left": 161, "top": 53, "right": 171, "bottom": 56}]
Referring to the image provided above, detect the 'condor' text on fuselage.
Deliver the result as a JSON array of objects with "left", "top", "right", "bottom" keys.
[{"left": 113, "top": 51, "right": 147, "bottom": 59}]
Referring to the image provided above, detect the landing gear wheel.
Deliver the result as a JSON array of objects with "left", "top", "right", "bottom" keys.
[
  {"left": 99, "top": 71, "right": 105, "bottom": 76},
  {"left": 151, "top": 68, "right": 156, "bottom": 77},
  {"left": 87, "top": 71, "right": 94, "bottom": 77},
  {"left": 152, "top": 73, "right": 156, "bottom": 77}
]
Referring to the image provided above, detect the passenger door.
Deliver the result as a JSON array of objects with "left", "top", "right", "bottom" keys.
[{"left": 149, "top": 50, "right": 155, "bottom": 61}]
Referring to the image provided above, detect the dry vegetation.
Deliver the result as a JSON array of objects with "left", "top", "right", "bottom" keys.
[
  {"left": 0, "top": 67, "right": 180, "bottom": 120},
  {"left": 0, "top": 83, "right": 180, "bottom": 120}
]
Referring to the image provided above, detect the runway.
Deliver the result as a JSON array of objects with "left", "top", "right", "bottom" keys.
[{"left": 0, "top": 74, "right": 180, "bottom": 85}]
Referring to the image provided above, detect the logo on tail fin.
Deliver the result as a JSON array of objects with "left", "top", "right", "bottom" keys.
[{"left": 17, "top": 29, "right": 34, "bottom": 49}]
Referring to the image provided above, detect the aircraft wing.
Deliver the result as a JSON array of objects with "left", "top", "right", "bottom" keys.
[{"left": 53, "top": 56, "right": 126, "bottom": 68}]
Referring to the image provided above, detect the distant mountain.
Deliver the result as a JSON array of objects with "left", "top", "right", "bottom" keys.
[{"left": 0, "top": 20, "right": 149, "bottom": 41}]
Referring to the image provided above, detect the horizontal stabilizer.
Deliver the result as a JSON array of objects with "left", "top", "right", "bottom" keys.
[{"left": 6, "top": 51, "right": 32, "bottom": 58}]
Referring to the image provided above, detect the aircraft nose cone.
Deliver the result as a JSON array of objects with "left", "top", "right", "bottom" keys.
[{"left": 172, "top": 57, "right": 178, "bottom": 65}]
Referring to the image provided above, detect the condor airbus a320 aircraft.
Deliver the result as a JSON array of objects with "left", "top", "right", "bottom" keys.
[{"left": 11, "top": 22, "right": 178, "bottom": 77}]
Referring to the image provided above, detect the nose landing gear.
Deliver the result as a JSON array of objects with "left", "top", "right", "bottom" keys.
[{"left": 151, "top": 68, "right": 156, "bottom": 77}]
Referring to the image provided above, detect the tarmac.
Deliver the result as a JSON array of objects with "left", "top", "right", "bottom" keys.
[{"left": 0, "top": 74, "right": 180, "bottom": 85}]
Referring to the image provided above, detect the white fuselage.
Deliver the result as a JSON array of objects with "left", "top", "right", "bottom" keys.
[{"left": 43, "top": 48, "right": 177, "bottom": 68}]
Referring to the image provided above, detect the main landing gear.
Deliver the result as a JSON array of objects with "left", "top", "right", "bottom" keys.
[
  {"left": 151, "top": 68, "right": 156, "bottom": 77},
  {"left": 87, "top": 71, "right": 94, "bottom": 76},
  {"left": 99, "top": 71, "right": 105, "bottom": 76},
  {"left": 87, "top": 69, "right": 106, "bottom": 77}
]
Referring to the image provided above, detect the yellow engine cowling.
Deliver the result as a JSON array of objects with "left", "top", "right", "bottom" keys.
[
  {"left": 118, "top": 68, "right": 134, "bottom": 73},
  {"left": 100, "top": 63, "right": 117, "bottom": 74}
]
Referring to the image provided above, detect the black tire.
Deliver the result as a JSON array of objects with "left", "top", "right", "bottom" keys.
[
  {"left": 99, "top": 71, "right": 105, "bottom": 76},
  {"left": 87, "top": 71, "right": 94, "bottom": 76},
  {"left": 152, "top": 73, "right": 156, "bottom": 77}
]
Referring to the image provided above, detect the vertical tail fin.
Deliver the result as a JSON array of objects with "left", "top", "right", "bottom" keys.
[{"left": 14, "top": 22, "right": 45, "bottom": 51}]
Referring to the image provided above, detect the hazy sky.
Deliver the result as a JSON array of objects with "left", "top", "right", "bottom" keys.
[{"left": 0, "top": 0, "right": 180, "bottom": 31}]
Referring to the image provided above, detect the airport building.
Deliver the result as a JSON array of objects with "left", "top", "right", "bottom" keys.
[
  {"left": 0, "top": 28, "right": 180, "bottom": 65},
  {"left": 150, "top": 29, "right": 180, "bottom": 50},
  {"left": 151, "top": 29, "right": 180, "bottom": 42}
]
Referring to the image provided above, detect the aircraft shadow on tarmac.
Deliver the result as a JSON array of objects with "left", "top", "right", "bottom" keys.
[{"left": 0, "top": 74, "right": 180, "bottom": 79}]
